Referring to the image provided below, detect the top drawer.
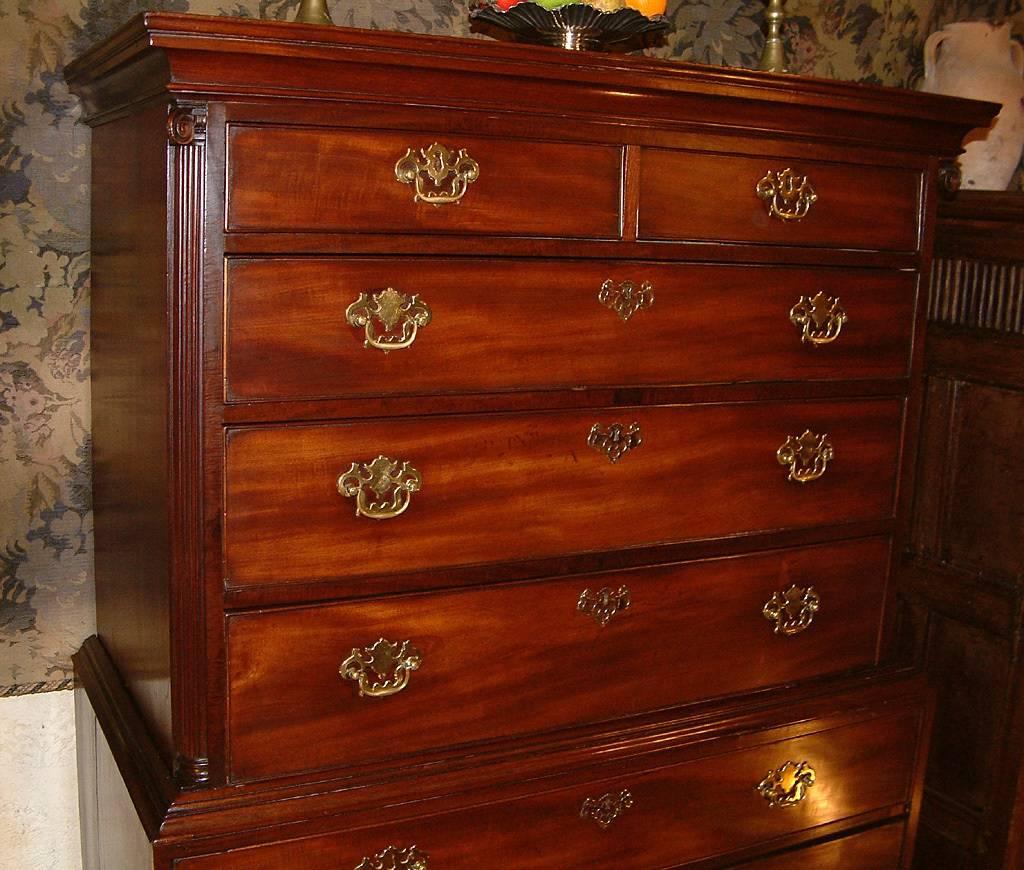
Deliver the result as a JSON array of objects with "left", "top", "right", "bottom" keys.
[
  {"left": 226, "top": 125, "right": 622, "bottom": 238},
  {"left": 637, "top": 149, "right": 921, "bottom": 251}
]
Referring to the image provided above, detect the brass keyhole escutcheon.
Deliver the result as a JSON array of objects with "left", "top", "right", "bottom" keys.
[
  {"left": 580, "top": 788, "right": 634, "bottom": 829},
  {"left": 577, "top": 586, "right": 631, "bottom": 627},
  {"left": 598, "top": 279, "right": 654, "bottom": 322},
  {"left": 588, "top": 422, "right": 642, "bottom": 464}
]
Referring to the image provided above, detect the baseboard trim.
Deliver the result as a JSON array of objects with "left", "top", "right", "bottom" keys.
[{"left": 74, "top": 635, "right": 176, "bottom": 840}]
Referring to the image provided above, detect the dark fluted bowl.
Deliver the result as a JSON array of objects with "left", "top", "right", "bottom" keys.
[{"left": 470, "top": 3, "right": 670, "bottom": 52}]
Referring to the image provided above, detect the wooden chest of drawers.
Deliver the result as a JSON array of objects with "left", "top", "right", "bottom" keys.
[{"left": 66, "top": 13, "right": 995, "bottom": 869}]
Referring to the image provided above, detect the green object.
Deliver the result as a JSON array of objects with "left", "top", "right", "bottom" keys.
[{"left": 531, "top": 0, "right": 579, "bottom": 11}]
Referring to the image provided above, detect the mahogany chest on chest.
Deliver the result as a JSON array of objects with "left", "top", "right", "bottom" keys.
[{"left": 66, "top": 13, "right": 994, "bottom": 868}]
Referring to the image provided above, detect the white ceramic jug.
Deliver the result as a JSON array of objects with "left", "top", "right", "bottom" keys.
[{"left": 921, "top": 21, "right": 1024, "bottom": 190}]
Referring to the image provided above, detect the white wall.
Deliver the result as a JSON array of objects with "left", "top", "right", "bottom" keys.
[{"left": 0, "top": 690, "right": 82, "bottom": 870}]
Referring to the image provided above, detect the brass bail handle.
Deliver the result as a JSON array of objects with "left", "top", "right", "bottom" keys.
[
  {"left": 757, "top": 168, "right": 817, "bottom": 222},
  {"left": 395, "top": 143, "right": 480, "bottom": 206},
  {"left": 346, "top": 288, "right": 432, "bottom": 353},
  {"left": 776, "top": 430, "right": 833, "bottom": 483},
  {"left": 757, "top": 760, "right": 816, "bottom": 808},
  {"left": 763, "top": 585, "right": 820, "bottom": 636},
  {"left": 340, "top": 638, "right": 422, "bottom": 699},
  {"left": 338, "top": 455, "right": 422, "bottom": 520},
  {"left": 789, "top": 293, "right": 847, "bottom": 346}
]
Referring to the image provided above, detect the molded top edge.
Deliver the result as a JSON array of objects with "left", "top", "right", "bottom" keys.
[{"left": 64, "top": 10, "right": 997, "bottom": 135}]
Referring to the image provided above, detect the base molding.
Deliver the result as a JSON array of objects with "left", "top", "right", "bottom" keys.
[{"left": 73, "top": 637, "right": 174, "bottom": 840}]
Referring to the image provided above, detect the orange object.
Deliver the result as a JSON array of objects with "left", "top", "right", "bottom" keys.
[{"left": 625, "top": 0, "right": 666, "bottom": 15}]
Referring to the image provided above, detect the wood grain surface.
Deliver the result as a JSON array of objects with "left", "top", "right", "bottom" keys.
[{"left": 225, "top": 258, "right": 916, "bottom": 402}]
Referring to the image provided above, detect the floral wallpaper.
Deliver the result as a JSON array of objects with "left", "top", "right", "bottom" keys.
[{"left": 0, "top": 0, "right": 1018, "bottom": 695}]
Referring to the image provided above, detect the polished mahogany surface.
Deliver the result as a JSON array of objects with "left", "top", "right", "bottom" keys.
[
  {"left": 227, "top": 125, "right": 622, "bottom": 237},
  {"left": 637, "top": 148, "right": 922, "bottom": 250},
  {"left": 749, "top": 822, "right": 906, "bottom": 868},
  {"left": 224, "top": 399, "right": 902, "bottom": 588},
  {"left": 225, "top": 260, "right": 917, "bottom": 402},
  {"left": 228, "top": 538, "right": 891, "bottom": 781},
  {"left": 189, "top": 710, "right": 919, "bottom": 868},
  {"left": 182, "top": 708, "right": 913, "bottom": 863},
  {"left": 64, "top": 11, "right": 995, "bottom": 868}
]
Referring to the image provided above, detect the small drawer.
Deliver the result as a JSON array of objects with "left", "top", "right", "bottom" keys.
[
  {"left": 226, "top": 124, "right": 622, "bottom": 238},
  {"left": 637, "top": 149, "right": 921, "bottom": 251},
  {"left": 224, "top": 258, "right": 917, "bottom": 402},
  {"left": 228, "top": 538, "right": 891, "bottom": 781},
  {"left": 224, "top": 399, "right": 903, "bottom": 589},
  {"left": 187, "top": 709, "right": 920, "bottom": 868},
  {"left": 749, "top": 823, "right": 905, "bottom": 868}
]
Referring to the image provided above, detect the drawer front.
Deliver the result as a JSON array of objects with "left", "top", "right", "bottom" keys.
[
  {"left": 226, "top": 125, "right": 622, "bottom": 238},
  {"left": 228, "top": 538, "right": 891, "bottom": 781},
  {"left": 637, "top": 149, "right": 921, "bottom": 251},
  {"left": 186, "top": 711, "right": 919, "bottom": 869},
  {"left": 749, "top": 823, "right": 904, "bottom": 868},
  {"left": 225, "top": 259, "right": 916, "bottom": 402},
  {"left": 224, "top": 400, "right": 903, "bottom": 588}
]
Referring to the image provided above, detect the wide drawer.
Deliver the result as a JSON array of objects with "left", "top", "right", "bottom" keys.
[
  {"left": 186, "top": 710, "right": 920, "bottom": 868},
  {"left": 749, "top": 823, "right": 904, "bottom": 868},
  {"left": 228, "top": 537, "right": 891, "bottom": 781},
  {"left": 637, "top": 149, "right": 921, "bottom": 251},
  {"left": 226, "top": 124, "right": 622, "bottom": 238},
  {"left": 224, "top": 259, "right": 917, "bottom": 402},
  {"left": 224, "top": 399, "right": 904, "bottom": 588}
]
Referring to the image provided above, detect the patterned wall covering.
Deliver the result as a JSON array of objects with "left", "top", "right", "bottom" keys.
[{"left": 0, "top": 0, "right": 1018, "bottom": 695}]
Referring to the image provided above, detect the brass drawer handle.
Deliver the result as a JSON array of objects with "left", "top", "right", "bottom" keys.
[
  {"left": 354, "top": 845, "right": 429, "bottom": 869},
  {"left": 776, "top": 430, "right": 833, "bottom": 483},
  {"left": 340, "top": 638, "right": 422, "bottom": 698},
  {"left": 338, "top": 456, "right": 422, "bottom": 520},
  {"left": 757, "top": 760, "right": 816, "bottom": 808},
  {"left": 395, "top": 142, "right": 480, "bottom": 206},
  {"left": 756, "top": 168, "right": 817, "bottom": 222},
  {"left": 763, "top": 585, "right": 820, "bottom": 636},
  {"left": 578, "top": 586, "right": 631, "bottom": 626},
  {"left": 346, "top": 288, "right": 432, "bottom": 353},
  {"left": 598, "top": 279, "right": 654, "bottom": 322},
  {"left": 790, "top": 292, "right": 847, "bottom": 345},
  {"left": 580, "top": 788, "right": 634, "bottom": 829},
  {"left": 588, "top": 422, "right": 642, "bottom": 464}
]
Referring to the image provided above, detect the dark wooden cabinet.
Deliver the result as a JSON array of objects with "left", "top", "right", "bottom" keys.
[
  {"left": 901, "top": 192, "right": 1024, "bottom": 870},
  {"left": 67, "top": 13, "right": 994, "bottom": 868}
]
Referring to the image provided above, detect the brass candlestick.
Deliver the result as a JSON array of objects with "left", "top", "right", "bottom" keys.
[
  {"left": 295, "top": 0, "right": 333, "bottom": 25},
  {"left": 759, "top": 0, "right": 786, "bottom": 73}
]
